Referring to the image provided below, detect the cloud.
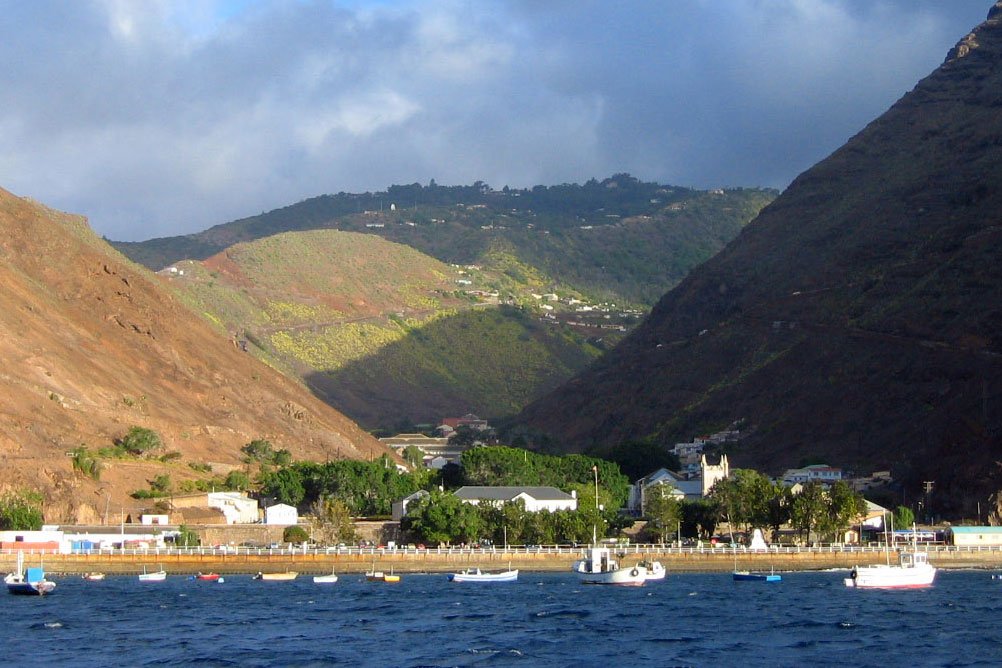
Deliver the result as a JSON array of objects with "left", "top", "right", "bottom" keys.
[{"left": 0, "top": 0, "right": 989, "bottom": 241}]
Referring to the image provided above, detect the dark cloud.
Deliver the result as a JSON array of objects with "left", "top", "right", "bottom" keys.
[{"left": 0, "top": 0, "right": 989, "bottom": 241}]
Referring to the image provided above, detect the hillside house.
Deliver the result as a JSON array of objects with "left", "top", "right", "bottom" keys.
[
  {"left": 453, "top": 486, "right": 578, "bottom": 513},
  {"left": 781, "top": 465, "right": 843, "bottom": 486},
  {"left": 264, "top": 503, "right": 299, "bottom": 526}
]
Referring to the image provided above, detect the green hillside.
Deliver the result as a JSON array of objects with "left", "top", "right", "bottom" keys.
[
  {"left": 161, "top": 229, "right": 605, "bottom": 429},
  {"left": 117, "top": 175, "right": 775, "bottom": 308}
]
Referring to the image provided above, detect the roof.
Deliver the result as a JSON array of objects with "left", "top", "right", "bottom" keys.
[
  {"left": 949, "top": 526, "right": 1002, "bottom": 534},
  {"left": 453, "top": 486, "right": 574, "bottom": 502}
]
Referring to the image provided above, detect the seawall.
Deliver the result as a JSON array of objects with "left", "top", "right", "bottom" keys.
[{"left": 5, "top": 546, "right": 1002, "bottom": 575}]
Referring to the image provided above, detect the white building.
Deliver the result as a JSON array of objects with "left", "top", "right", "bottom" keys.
[
  {"left": 453, "top": 486, "right": 578, "bottom": 513},
  {"left": 392, "top": 490, "right": 430, "bottom": 521},
  {"left": 629, "top": 455, "right": 730, "bottom": 513},
  {"left": 781, "top": 464, "right": 843, "bottom": 486},
  {"left": 264, "top": 503, "right": 299, "bottom": 526},
  {"left": 170, "top": 491, "right": 260, "bottom": 524}
]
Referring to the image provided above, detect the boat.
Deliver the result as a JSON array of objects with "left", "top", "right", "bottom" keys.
[
  {"left": 572, "top": 544, "right": 647, "bottom": 586},
  {"left": 733, "top": 570, "right": 782, "bottom": 583},
  {"left": 365, "top": 559, "right": 400, "bottom": 583},
  {"left": 845, "top": 522, "right": 936, "bottom": 589},
  {"left": 313, "top": 568, "right": 339, "bottom": 584},
  {"left": 195, "top": 572, "right": 220, "bottom": 581},
  {"left": 138, "top": 565, "right": 167, "bottom": 582},
  {"left": 447, "top": 567, "right": 519, "bottom": 583},
  {"left": 254, "top": 571, "right": 298, "bottom": 581},
  {"left": 640, "top": 560, "right": 666, "bottom": 581},
  {"left": 5, "top": 552, "right": 56, "bottom": 595},
  {"left": 82, "top": 572, "right": 106, "bottom": 581}
]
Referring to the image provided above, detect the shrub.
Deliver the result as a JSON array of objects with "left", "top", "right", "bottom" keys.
[
  {"left": 283, "top": 525, "right": 310, "bottom": 543},
  {"left": 117, "top": 426, "right": 163, "bottom": 456}
]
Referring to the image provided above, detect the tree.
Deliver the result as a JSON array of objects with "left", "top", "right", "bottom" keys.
[
  {"left": 309, "top": 497, "right": 357, "bottom": 546},
  {"left": 645, "top": 485, "right": 682, "bottom": 544},
  {"left": 823, "top": 481, "right": 867, "bottom": 543},
  {"left": 790, "top": 482, "right": 828, "bottom": 544},
  {"left": 893, "top": 505, "right": 915, "bottom": 531},
  {"left": 71, "top": 446, "right": 102, "bottom": 480},
  {"left": 118, "top": 426, "right": 163, "bottom": 456},
  {"left": 260, "top": 468, "right": 305, "bottom": 507},
  {"left": 404, "top": 490, "right": 482, "bottom": 545},
  {"left": 176, "top": 524, "right": 200, "bottom": 547},
  {"left": 402, "top": 445, "right": 425, "bottom": 469},
  {"left": 283, "top": 525, "right": 310, "bottom": 543},
  {"left": 241, "top": 439, "right": 274, "bottom": 463},
  {"left": 0, "top": 491, "right": 44, "bottom": 530},
  {"left": 150, "top": 474, "right": 172, "bottom": 495},
  {"left": 224, "top": 470, "right": 251, "bottom": 492}
]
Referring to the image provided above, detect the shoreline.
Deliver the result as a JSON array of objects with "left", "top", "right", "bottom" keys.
[{"left": 6, "top": 548, "right": 1002, "bottom": 575}]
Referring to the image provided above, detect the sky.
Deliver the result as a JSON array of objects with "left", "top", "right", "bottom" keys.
[{"left": 0, "top": 1, "right": 992, "bottom": 242}]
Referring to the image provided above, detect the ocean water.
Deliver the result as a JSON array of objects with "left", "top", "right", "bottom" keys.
[{"left": 2, "top": 570, "right": 1000, "bottom": 667}]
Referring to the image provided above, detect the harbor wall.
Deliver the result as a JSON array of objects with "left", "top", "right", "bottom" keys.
[{"left": 4, "top": 547, "right": 1002, "bottom": 575}]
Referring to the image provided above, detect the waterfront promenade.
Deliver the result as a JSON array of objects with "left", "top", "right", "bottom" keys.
[{"left": 4, "top": 543, "right": 1002, "bottom": 575}]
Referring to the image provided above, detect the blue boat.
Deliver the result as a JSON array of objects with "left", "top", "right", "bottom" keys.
[{"left": 5, "top": 552, "right": 56, "bottom": 595}]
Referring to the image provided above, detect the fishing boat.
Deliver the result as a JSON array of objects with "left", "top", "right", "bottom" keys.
[
  {"left": 254, "top": 571, "right": 298, "bottom": 581},
  {"left": 640, "top": 560, "right": 666, "bottom": 581},
  {"left": 572, "top": 544, "right": 647, "bottom": 586},
  {"left": 138, "top": 565, "right": 167, "bottom": 582},
  {"left": 82, "top": 572, "right": 106, "bottom": 581},
  {"left": 313, "top": 568, "right": 339, "bottom": 584},
  {"left": 5, "top": 552, "right": 56, "bottom": 595},
  {"left": 195, "top": 572, "right": 220, "bottom": 581},
  {"left": 845, "top": 521, "right": 936, "bottom": 589},
  {"left": 447, "top": 567, "right": 519, "bottom": 583}
]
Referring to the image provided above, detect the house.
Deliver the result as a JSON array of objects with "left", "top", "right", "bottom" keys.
[
  {"left": 441, "top": 414, "right": 490, "bottom": 431},
  {"left": 392, "top": 490, "right": 430, "bottom": 521},
  {"left": 781, "top": 464, "right": 843, "bottom": 486},
  {"left": 264, "top": 503, "right": 299, "bottom": 526},
  {"left": 169, "top": 491, "right": 259, "bottom": 524},
  {"left": 0, "top": 529, "right": 70, "bottom": 554},
  {"left": 453, "top": 486, "right": 578, "bottom": 512},
  {"left": 948, "top": 526, "right": 1002, "bottom": 547},
  {"left": 140, "top": 514, "right": 169, "bottom": 526}
]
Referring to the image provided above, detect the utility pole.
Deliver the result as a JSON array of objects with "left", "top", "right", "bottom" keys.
[{"left": 922, "top": 481, "right": 934, "bottom": 524}]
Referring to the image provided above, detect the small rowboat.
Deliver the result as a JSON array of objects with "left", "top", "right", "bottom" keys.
[
  {"left": 82, "top": 572, "right": 106, "bottom": 582},
  {"left": 447, "top": 568, "right": 518, "bottom": 583},
  {"left": 138, "top": 565, "right": 167, "bottom": 582},
  {"left": 313, "top": 568, "right": 339, "bottom": 584},
  {"left": 195, "top": 572, "right": 221, "bottom": 581}
]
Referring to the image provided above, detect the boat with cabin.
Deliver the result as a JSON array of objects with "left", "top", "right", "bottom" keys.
[
  {"left": 640, "top": 560, "right": 666, "bottom": 581},
  {"left": 5, "top": 552, "right": 56, "bottom": 595},
  {"left": 572, "top": 544, "right": 647, "bottom": 586},
  {"left": 447, "top": 567, "right": 519, "bottom": 583},
  {"left": 845, "top": 521, "right": 936, "bottom": 589}
]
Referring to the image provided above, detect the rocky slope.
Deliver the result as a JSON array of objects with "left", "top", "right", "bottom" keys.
[
  {"left": 0, "top": 189, "right": 387, "bottom": 522},
  {"left": 515, "top": 4, "right": 1002, "bottom": 514}
]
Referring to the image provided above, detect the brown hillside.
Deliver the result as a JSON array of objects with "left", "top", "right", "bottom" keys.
[
  {"left": 0, "top": 188, "right": 386, "bottom": 522},
  {"left": 516, "top": 4, "right": 1002, "bottom": 514}
]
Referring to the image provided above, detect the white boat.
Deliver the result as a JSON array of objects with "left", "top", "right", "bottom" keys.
[
  {"left": 640, "top": 560, "right": 666, "bottom": 581},
  {"left": 844, "top": 551, "right": 936, "bottom": 589},
  {"left": 5, "top": 552, "right": 56, "bottom": 595},
  {"left": 254, "top": 571, "right": 298, "bottom": 581},
  {"left": 138, "top": 565, "right": 167, "bottom": 582},
  {"left": 447, "top": 567, "right": 519, "bottom": 583},
  {"left": 82, "top": 572, "right": 106, "bottom": 581},
  {"left": 313, "top": 568, "right": 339, "bottom": 584},
  {"left": 845, "top": 521, "right": 936, "bottom": 589},
  {"left": 572, "top": 544, "right": 646, "bottom": 586}
]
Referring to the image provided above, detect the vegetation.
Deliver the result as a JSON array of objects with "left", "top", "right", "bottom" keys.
[
  {"left": 893, "top": 505, "right": 915, "bottom": 530},
  {"left": 176, "top": 524, "right": 200, "bottom": 547},
  {"left": 116, "top": 426, "right": 163, "bottom": 456},
  {"left": 70, "top": 445, "right": 102, "bottom": 481},
  {"left": 0, "top": 491, "right": 44, "bottom": 530},
  {"left": 283, "top": 525, "right": 310, "bottom": 543},
  {"left": 309, "top": 497, "right": 357, "bottom": 546},
  {"left": 644, "top": 485, "right": 682, "bottom": 543}
]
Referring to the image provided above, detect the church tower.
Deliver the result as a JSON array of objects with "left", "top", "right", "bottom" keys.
[{"left": 700, "top": 454, "right": 730, "bottom": 496}]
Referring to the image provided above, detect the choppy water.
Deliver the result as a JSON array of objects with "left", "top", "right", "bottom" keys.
[{"left": 2, "top": 570, "right": 1000, "bottom": 667}]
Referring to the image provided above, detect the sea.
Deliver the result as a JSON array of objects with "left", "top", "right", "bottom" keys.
[{"left": 2, "top": 570, "right": 999, "bottom": 667}]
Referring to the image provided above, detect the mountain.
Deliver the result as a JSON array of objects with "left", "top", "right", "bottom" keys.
[
  {"left": 0, "top": 188, "right": 387, "bottom": 522},
  {"left": 514, "top": 5, "right": 1002, "bottom": 514},
  {"left": 163, "top": 230, "right": 604, "bottom": 428},
  {"left": 113, "top": 176, "right": 776, "bottom": 308}
]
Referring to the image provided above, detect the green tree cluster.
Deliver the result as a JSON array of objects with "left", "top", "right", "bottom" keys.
[
  {"left": 117, "top": 426, "right": 163, "bottom": 456},
  {"left": 0, "top": 491, "right": 44, "bottom": 530}
]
